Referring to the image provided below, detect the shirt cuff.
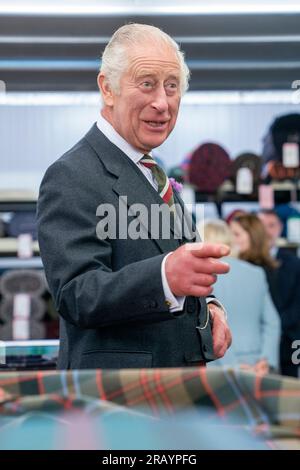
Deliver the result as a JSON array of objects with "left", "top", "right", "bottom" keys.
[
  {"left": 206, "top": 297, "right": 228, "bottom": 320},
  {"left": 161, "top": 253, "right": 186, "bottom": 312}
]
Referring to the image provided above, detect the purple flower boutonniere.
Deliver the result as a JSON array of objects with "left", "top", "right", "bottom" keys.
[{"left": 169, "top": 177, "right": 183, "bottom": 193}]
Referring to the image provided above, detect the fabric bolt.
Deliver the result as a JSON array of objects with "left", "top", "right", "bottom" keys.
[
  {"left": 0, "top": 367, "right": 299, "bottom": 449},
  {"left": 188, "top": 143, "right": 232, "bottom": 193}
]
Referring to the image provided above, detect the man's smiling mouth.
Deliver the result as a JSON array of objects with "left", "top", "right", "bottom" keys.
[{"left": 144, "top": 120, "right": 168, "bottom": 128}]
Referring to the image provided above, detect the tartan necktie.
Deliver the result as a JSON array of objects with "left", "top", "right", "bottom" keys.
[{"left": 140, "top": 154, "right": 175, "bottom": 209}]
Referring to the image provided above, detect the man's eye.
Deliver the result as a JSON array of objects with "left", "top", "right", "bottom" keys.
[
  {"left": 166, "top": 82, "right": 178, "bottom": 91},
  {"left": 141, "top": 81, "right": 153, "bottom": 88}
]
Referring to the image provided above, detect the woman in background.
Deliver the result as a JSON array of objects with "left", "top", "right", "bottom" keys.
[
  {"left": 229, "top": 213, "right": 278, "bottom": 272},
  {"left": 204, "top": 219, "right": 280, "bottom": 374}
]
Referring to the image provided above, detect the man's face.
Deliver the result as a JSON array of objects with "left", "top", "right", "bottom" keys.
[
  {"left": 258, "top": 213, "right": 282, "bottom": 248},
  {"left": 100, "top": 41, "right": 181, "bottom": 153}
]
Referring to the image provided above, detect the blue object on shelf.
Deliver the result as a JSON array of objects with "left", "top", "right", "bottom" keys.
[{"left": 7, "top": 211, "right": 37, "bottom": 240}]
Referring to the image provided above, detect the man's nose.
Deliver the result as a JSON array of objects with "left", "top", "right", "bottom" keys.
[{"left": 151, "top": 85, "right": 169, "bottom": 113}]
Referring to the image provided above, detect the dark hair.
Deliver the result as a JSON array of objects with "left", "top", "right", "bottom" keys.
[
  {"left": 232, "top": 213, "right": 279, "bottom": 269},
  {"left": 257, "top": 208, "right": 281, "bottom": 221}
]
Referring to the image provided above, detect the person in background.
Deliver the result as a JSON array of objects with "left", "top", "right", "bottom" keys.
[
  {"left": 204, "top": 219, "right": 280, "bottom": 374},
  {"left": 229, "top": 213, "right": 278, "bottom": 272},
  {"left": 224, "top": 209, "right": 246, "bottom": 226},
  {"left": 258, "top": 209, "right": 300, "bottom": 378}
]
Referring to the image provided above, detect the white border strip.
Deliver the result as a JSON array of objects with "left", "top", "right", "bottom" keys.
[
  {"left": 1, "top": 1, "right": 300, "bottom": 16},
  {"left": 0, "top": 91, "right": 298, "bottom": 106}
]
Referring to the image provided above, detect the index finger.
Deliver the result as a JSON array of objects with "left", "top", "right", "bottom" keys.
[{"left": 186, "top": 242, "right": 230, "bottom": 258}]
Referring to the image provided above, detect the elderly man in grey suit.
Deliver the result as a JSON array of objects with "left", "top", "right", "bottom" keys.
[{"left": 37, "top": 24, "right": 232, "bottom": 370}]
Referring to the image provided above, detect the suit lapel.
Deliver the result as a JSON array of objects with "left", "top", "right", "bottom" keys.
[
  {"left": 173, "top": 190, "right": 200, "bottom": 243},
  {"left": 113, "top": 168, "right": 180, "bottom": 253},
  {"left": 84, "top": 123, "right": 180, "bottom": 253}
]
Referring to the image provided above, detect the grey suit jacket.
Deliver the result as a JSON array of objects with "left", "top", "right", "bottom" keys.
[{"left": 37, "top": 123, "right": 215, "bottom": 369}]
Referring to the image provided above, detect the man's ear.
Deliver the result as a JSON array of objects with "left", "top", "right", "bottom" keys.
[{"left": 97, "top": 73, "right": 114, "bottom": 106}]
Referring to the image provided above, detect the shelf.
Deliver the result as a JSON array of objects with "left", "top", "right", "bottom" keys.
[
  {"left": 0, "top": 190, "right": 37, "bottom": 212},
  {"left": 1, "top": 339, "right": 58, "bottom": 351},
  {"left": 0, "top": 256, "right": 43, "bottom": 269},
  {"left": 192, "top": 179, "right": 300, "bottom": 216},
  {"left": 0, "top": 201, "right": 37, "bottom": 212},
  {"left": 271, "top": 181, "right": 300, "bottom": 191},
  {"left": 277, "top": 239, "right": 300, "bottom": 249},
  {"left": 0, "top": 238, "right": 39, "bottom": 255},
  {"left": 0, "top": 340, "right": 59, "bottom": 370},
  {"left": 0, "top": 190, "right": 37, "bottom": 201}
]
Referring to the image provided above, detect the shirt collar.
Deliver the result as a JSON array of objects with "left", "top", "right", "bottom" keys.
[{"left": 96, "top": 112, "right": 149, "bottom": 164}]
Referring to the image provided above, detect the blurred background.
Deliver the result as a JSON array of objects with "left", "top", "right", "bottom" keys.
[{"left": 0, "top": 0, "right": 299, "bottom": 378}]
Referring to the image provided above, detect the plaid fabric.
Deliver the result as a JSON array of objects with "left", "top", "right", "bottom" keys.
[
  {"left": 0, "top": 367, "right": 299, "bottom": 449},
  {"left": 188, "top": 143, "right": 232, "bottom": 193}
]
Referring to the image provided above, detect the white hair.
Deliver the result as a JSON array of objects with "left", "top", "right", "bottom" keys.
[
  {"left": 100, "top": 23, "right": 190, "bottom": 95},
  {"left": 203, "top": 219, "right": 233, "bottom": 248}
]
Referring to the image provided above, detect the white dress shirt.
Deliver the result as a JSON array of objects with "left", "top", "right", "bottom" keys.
[{"left": 96, "top": 113, "right": 224, "bottom": 314}]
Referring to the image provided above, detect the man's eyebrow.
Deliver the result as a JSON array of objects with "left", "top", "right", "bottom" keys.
[
  {"left": 166, "top": 74, "right": 180, "bottom": 81},
  {"left": 135, "top": 72, "right": 180, "bottom": 83},
  {"left": 135, "top": 72, "right": 155, "bottom": 80},
  {"left": 134, "top": 72, "right": 180, "bottom": 81}
]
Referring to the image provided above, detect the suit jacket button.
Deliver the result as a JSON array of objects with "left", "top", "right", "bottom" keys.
[{"left": 150, "top": 300, "right": 158, "bottom": 308}]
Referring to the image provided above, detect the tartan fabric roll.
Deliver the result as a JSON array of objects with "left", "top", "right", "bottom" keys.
[
  {"left": 262, "top": 113, "right": 300, "bottom": 164},
  {"left": 188, "top": 143, "right": 232, "bottom": 192},
  {"left": 0, "top": 367, "right": 299, "bottom": 449},
  {"left": 266, "top": 161, "right": 300, "bottom": 180},
  {"left": 231, "top": 152, "right": 262, "bottom": 187},
  {"left": 0, "top": 367, "right": 298, "bottom": 421}
]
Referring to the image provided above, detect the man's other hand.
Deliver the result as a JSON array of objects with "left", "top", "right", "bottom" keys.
[{"left": 208, "top": 303, "right": 232, "bottom": 359}]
